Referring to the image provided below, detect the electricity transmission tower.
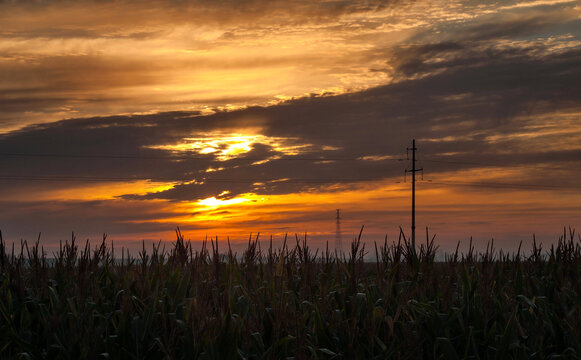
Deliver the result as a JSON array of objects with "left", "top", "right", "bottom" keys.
[{"left": 405, "top": 139, "right": 422, "bottom": 255}]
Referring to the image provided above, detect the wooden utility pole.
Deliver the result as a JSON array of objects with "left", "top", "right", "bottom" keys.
[{"left": 406, "top": 139, "right": 422, "bottom": 254}]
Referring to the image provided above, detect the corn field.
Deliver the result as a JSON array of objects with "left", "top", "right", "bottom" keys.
[{"left": 1, "top": 227, "right": 580, "bottom": 359}]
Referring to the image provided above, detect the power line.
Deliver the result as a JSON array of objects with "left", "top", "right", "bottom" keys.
[
  {"left": 0, "top": 152, "right": 198, "bottom": 161},
  {"left": 422, "top": 180, "right": 581, "bottom": 192},
  {"left": 0, "top": 152, "right": 404, "bottom": 162},
  {"left": 419, "top": 157, "right": 578, "bottom": 171},
  {"left": 0, "top": 175, "right": 183, "bottom": 182},
  {"left": 0, "top": 173, "right": 580, "bottom": 192},
  {"left": 0, "top": 174, "right": 388, "bottom": 183},
  {"left": 1, "top": 151, "right": 577, "bottom": 172},
  {"left": 3, "top": 151, "right": 577, "bottom": 176}
]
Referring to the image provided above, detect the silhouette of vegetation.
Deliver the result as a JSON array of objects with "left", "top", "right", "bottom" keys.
[{"left": 0, "top": 227, "right": 580, "bottom": 359}]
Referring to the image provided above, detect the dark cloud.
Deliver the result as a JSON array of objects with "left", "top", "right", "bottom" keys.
[
  {"left": 0, "top": 199, "right": 179, "bottom": 237},
  {"left": 1, "top": 37, "right": 580, "bottom": 204},
  {"left": 458, "top": 15, "right": 568, "bottom": 41}
]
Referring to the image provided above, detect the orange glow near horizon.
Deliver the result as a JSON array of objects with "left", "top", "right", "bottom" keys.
[
  {"left": 102, "top": 173, "right": 581, "bottom": 253},
  {"left": 0, "top": 180, "right": 179, "bottom": 202},
  {"left": 1, "top": 0, "right": 580, "bottom": 253}
]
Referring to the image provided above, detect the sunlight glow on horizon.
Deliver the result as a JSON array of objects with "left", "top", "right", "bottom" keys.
[{"left": 0, "top": 0, "right": 580, "bottom": 252}]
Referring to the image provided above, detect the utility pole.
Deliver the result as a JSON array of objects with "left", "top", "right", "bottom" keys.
[
  {"left": 405, "top": 139, "right": 422, "bottom": 255},
  {"left": 335, "top": 209, "right": 342, "bottom": 253}
]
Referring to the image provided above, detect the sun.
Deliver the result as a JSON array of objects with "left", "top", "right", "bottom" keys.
[{"left": 197, "top": 196, "right": 251, "bottom": 207}]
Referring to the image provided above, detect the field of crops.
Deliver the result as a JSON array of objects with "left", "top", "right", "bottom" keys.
[{"left": 1, "top": 228, "right": 580, "bottom": 359}]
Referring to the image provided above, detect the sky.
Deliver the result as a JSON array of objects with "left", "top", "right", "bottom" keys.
[{"left": 1, "top": 0, "right": 580, "bottom": 254}]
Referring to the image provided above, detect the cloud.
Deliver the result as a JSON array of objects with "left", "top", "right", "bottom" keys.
[
  {"left": 457, "top": 14, "right": 570, "bottom": 41},
  {"left": 2, "top": 0, "right": 579, "bottom": 132},
  {"left": 0, "top": 0, "right": 404, "bottom": 26},
  {"left": 0, "top": 0, "right": 425, "bottom": 131},
  {"left": 2, "top": 35, "right": 580, "bottom": 203},
  {"left": 1, "top": 0, "right": 581, "bottom": 248}
]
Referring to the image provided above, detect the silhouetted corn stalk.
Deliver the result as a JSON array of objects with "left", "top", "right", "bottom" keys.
[{"left": 0, "top": 227, "right": 580, "bottom": 359}]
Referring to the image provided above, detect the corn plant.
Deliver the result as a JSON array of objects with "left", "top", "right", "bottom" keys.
[{"left": 0, "top": 227, "right": 580, "bottom": 359}]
